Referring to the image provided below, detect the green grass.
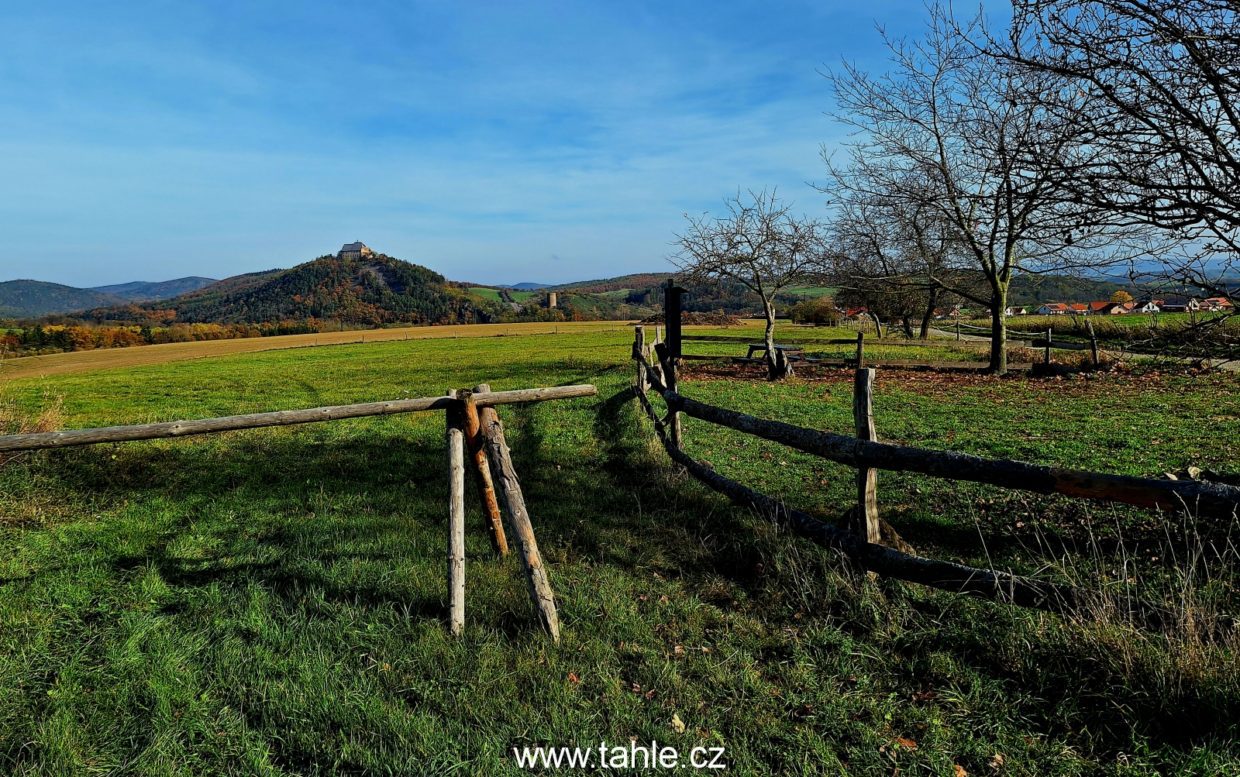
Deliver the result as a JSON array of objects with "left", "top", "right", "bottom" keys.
[
  {"left": 783, "top": 286, "right": 837, "bottom": 298},
  {"left": 467, "top": 287, "right": 538, "bottom": 304},
  {"left": 971, "top": 313, "right": 1240, "bottom": 358},
  {"left": 1, "top": 325, "right": 1237, "bottom": 774}
]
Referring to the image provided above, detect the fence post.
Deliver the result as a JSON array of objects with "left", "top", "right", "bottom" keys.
[
  {"left": 1087, "top": 320, "right": 1099, "bottom": 366},
  {"left": 445, "top": 393, "right": 467, "bottom": 636},
  {"left": 855, "top": 331, "right": 865, "bottom": 368},
  {"left": 633, "top": 325, "right": 647, "bottom": 392},
  {"left": 955, "top": 316, "right": 960, "bottom": 340},
  {"left": 475, "top": 384, "right": 561, "bottom": 642},
  {"left": 661, "top": 282, "right": 686, "bottom": 449},
  {"left": 852, "top": 369, "right": 881, "bottom": 545},
  {"left": 664, "top": 280, "right": 685, "bottom": 362},
  {"left": 1044, "top": 327, "right": 1053, "bottom": 366}
]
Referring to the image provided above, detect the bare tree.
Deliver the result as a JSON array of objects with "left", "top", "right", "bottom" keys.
[
  {"left": 822, "top": 177, "right": 973, "bottom": 339},
  {"left": 1005, "top": 2, "right": 1239, "bottom": 278},
  {"left": 824, "top": 5, "right": 1125, "bottom": 374},
  {"left": 674, "top": 190, "right": 822, "bottom": 379},
  {"left": 1003, "top": 0, "right": 1240, "bottom": 336}
]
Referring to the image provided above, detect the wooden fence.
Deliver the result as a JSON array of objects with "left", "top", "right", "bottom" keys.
[
  {"left": 0, "top": 384, "right": 598, "bottom": 642},
  {"left": 953, "top": 319, "right": 1102, "bottom": 365},
  {"left": 632, "top": 323, "right": 1239, "bottom": 624}
]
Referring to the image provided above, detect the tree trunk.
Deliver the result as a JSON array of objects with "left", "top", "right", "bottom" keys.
[
  {"left": 919, "top": 288, "right": 939, "bottom": 339},
  {"left": 867, "top": 311, "right": 883, "bottom": 339},
  {"left": 900, "top": 315, "right": 914, "bottom": 339},
  {"left": 989, "top": 288, "right": 1009, "bottom": 375},
  {"left": 763, "top": 298, "right": 792, "bottom": 380}
]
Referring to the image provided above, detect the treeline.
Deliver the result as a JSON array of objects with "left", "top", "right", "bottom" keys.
[{"left": 3, "top": 321, "right": 329, "bottom": 355}]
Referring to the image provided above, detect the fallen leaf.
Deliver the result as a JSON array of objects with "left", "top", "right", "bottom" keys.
[
  {"left": 671, "top": 713, "right": 686, "bottom": 734},
  {"left": 567, "top": 672, "right": 580, "bottom": 685},
  {"left": 954, "top": 765, "right": 968, "bottom": 776},
  {"left": 894, "top": 737, "right": 918, "bottom": 751}
]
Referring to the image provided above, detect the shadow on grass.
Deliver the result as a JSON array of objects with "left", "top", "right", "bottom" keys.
[{"left": 4, "top": 388, "right": 1236, "bottom": 761}]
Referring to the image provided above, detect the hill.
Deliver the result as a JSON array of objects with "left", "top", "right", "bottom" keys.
[
  {"left": 90, "top": 277, "right": 217, "bottom": 301},
  {"left": 0, "top": 280, "right": 126, "bottom": 318},
  {"left": 550, "top": 272, "right": 673, "bottom": 294},
  {"left": 87, "top": 254, "right": 484, "bottom": 326}
]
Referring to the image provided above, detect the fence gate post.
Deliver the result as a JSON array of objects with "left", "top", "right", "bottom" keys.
[
  {"left": 1087, "top": 320, "right": 1099, "bottom": 366},
  {"left": 661, "top": 281, "right": 687, "bottom": 449},
  {"left": 852, "top": 368, "right": 881, "bottom": 545},
  {"left": 1044, "top": 327, "right": 1053, "bottom": 366},
  {"left": 855, "top": 331, "right": 865, "bottom": 368},
  {"left": 445, "top": 393, "right": 467, "bottom": 636}
]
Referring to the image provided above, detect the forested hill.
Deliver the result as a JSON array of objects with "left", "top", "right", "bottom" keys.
[
  {"left": 0, "top": 280, "right": 126, "bottom": 318},
  {"left": 87, "top": 254, "right": 486, "bottom": 326},
  {"left": 90, "top": 276, "right": 217, "bottom": 301}
]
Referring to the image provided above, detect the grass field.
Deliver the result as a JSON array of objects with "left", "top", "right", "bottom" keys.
[
  {"left": 467, "top": 287, "right": 539, "bottom": 304},
  {"left": 1, "top": 322, "right": 1237, "bottom": 774},
  {"left": 0, "top": 321, "right": 629, "bottom": 381}
]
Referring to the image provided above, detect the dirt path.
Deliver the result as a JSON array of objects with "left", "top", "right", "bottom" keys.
[{"left": 0, "top": 321, "right": 632, "bottom": 381}]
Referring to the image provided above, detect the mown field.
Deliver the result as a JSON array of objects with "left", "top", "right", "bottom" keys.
[
  {"left": 1, "top": 323, "right": 1237, "bottom": 774},
  {"left": 467, "top": 287, "right": 539, "bottom": 304}
]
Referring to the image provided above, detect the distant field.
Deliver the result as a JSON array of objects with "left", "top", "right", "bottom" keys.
[
  {"left": 995, "top": 311, "right": 1233, "bottom": 331},
  {"left": 0, "top": 321, "right": 630, "bottom": 381},
  {"left": 467, "top": 287, "right": 539, "bottom": 303},
  {"left": 783, "top": 285, "right": 836, "bottom": 298}
]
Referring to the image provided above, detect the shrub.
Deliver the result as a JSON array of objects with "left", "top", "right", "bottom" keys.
[{"left": 789, "top": 296, "right": 840, "bottom": 326}]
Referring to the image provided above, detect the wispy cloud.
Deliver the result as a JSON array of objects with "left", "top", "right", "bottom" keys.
[{"left": 0, "top": 0, "right": 934, "bottom": 286}]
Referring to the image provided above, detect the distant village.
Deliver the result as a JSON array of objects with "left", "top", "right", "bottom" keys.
[
  {"left": 1017, "top": 295, "right": 1234, "bottom": 317},
  {"left": 842, "top": 294, "right": 1235, "bottom": 322}
]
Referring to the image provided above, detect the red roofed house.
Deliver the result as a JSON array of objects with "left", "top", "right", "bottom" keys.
[{"left": 1036, "top": 303, "right": 1070, "bottom": 315}]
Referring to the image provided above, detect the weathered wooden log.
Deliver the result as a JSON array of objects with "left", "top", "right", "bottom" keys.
[
  {"left": 461, "top": 389, "right": 509, "bottom": 557},
  {"left": 633, "top": 326, "right": 648, "bottom": 393},
  {"left": 655, "top": 387, "right": 1240, "bottom": 519},
  {"left": 855, "top": 331, "right": 865, "bottom": 369},
  {"left": 630, "top": 384, "right": 1172, "bottom": 626},
  {"left": 0, "top": 385, "right": 599, "bottom": 453},
  {"left": 852, "top": 369, "right": 880, "bottom": 544},
  {"left": 475, "top": 384, "right": 561, "bottom": 642},
  {"left": 446, "top": 398, "right": 467, "bottom": 636}
]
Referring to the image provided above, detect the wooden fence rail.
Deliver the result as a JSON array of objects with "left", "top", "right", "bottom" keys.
[
  {"left": 0, "top": 385, "right": 597, "bottom": 453},
  {"left": 631, "top": 325, "right": 1235, "bottom": 624},
  {"left": 637, "top": 347, "right": 1238, "bottom": 519}
]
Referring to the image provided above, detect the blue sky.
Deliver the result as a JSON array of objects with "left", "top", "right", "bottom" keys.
[{"left": 1, "top": 0, "right": 940, "bottom": 287}]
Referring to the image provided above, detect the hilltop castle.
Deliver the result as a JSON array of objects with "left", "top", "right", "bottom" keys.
[{"left": 338, "top": 241, "right": 374, "bottom": 260}]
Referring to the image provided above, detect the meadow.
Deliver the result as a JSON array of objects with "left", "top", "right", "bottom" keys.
[
  {"left": 0, "top": 323, "right": 1236, "bottom": 774},
  {"left": 970, "top": 312, "right": 1240, "bottom": 359}
]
